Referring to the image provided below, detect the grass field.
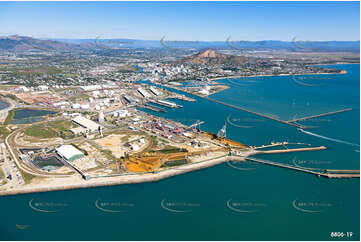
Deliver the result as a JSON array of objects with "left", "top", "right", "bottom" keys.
[
  {"left": 24, "top": 124, "right": 57, "bottom": 138},
  {"left": 48, "top": 120, "right": 74, "bottom": 132},
  {"left": 24, "top": 119, "right": 75, "bottom": 139}
]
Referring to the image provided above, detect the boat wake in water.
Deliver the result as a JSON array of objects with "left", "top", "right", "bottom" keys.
[{"left": 298, "top": 128, "right": 360, "bottom": 147}]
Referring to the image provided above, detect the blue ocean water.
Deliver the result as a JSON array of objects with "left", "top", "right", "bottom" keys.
[{"left": 0, "top": 65, "right": 359, "bottom": 241}]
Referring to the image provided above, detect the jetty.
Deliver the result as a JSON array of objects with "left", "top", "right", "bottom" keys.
[
  {"left": 202, "top": 96, "right": 306, "bottom": 129},
  {"left": 287, "top": 108, "right": 353, "bottom": 123},
  {"left": 257, "top": 146, "right": 327, "bottom": 154},
  {"left": 246, "top": 157, "right": 359, "bottom": 179}
]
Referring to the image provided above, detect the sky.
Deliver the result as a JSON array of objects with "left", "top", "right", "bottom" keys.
[{"left": 0, "top": 1, "right": 359, "bottom": 41}]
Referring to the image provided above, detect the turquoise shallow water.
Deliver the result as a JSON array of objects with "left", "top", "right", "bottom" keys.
[{"left": 0, "top": 65, "right": 359, "bottom": 241}]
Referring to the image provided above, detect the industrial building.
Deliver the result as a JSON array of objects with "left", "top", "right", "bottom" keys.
[
  {"left": 72, "top": 115, "right": 101, "bottom": 133},
  {"left": 149, "top": 87, "right": 161, "bottom": 96},
  {"left": 56, "top": 145, "right": 84, "bottom": 162},
  {"left": 137, "top": 88, "right": 151, "bottom": 98},
  {"left": 112, "top": 109, "right": 129, "bottom": 118},
  {"left": 123, "top": 95, "right": 139, "bottom": 104},
  {"left": 70, "top": 126, "right": 88, "bottom": 135}
]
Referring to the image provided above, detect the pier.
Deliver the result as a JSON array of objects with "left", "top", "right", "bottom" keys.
[
  {"left": 257, "top": 146, "right": 327, "bottom": 154},
  {"left": 168, "top": 94, "right": 196, "bottom": 102},
  {"left": 176, "top": 88, "right": 353, "bottom": 131},
  {"left": 253, "top": 142, "right": 310, "bottom": 150},
  {"left": 202, "top": 96, "right": 306, "bottom": 129},
  {"left": 138, "top": 104, "right": 167, "bottom": 113},
  {"left": 246, "top": 157, "right": 360, "bottom": 178},
  {"left": 287, "top": 108, "right": 353, "bottom": 123},
  {"left": 149, "top": 99, "right": 183, "bottom": 108}
]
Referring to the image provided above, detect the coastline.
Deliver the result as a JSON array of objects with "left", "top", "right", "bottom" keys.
[
  {"left": 0, "top": 145, "right": 331, "bottom": 197},
  {"left": 209, "top": 70, "right": 348, "bottom": 81},
  {"left": 0, "top": 65, "right": 355, "bottom": 197},
  {"left": 0, "top": 98, "right": 14, "bottom": 123},
  {"left": 315, "top": 62, "right": 360, "bottom": 66},
  {"left": 0, "top": 153, "right": 245, "bottom": 197}
]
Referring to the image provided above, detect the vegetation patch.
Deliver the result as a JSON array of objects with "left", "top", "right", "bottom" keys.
[
  {"left": 0, "top": 66, "right": 62, "bottom": 76},
  {"left": 157, "top": 145, "right": 188, "bottom": 154},
  {"left": 48, "top": 120, "right": 73, "bottom": 131},
  {"left": 68, "top": 93, "right": 90, "bottom": 102},
  {"left": 0, "top": 167, "right": 4, "bottom": 179},
  {"left": 24, "top": 124, "right": 57, "bottom": 139},
  {"left": 0, "top": 125, "right": 10, "bottom": 141},
  {"left": 99, "top": 149, "right": 120, "bottom": 164},
  {"left": 3, "top": 109, "right": 14, "bottom": 125},
  {"left": 23, "top": 120, "right": 76, "bottom": 140},
  {"left": 0, "top": 93, "right": 29, "bottom": 104},
  {"left": 19, "top": 169, "right": 36, "bottom": 184},
  {"left": 161, "top": 159, "right": 188, "bottom": 168}
]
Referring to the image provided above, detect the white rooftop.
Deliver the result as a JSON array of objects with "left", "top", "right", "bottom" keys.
[
  {"left": 56, "top": 145, "right": 84, "bottom": 161},
  {"left": 72, "top": 115, "right": 100, "bottom": 132}
]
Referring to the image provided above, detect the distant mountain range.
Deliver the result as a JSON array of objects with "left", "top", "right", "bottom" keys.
[
  {"left": 0, "top": 35, "right": 359, "bottom": 52},
  {"left": 0, "top": 35, "right": 82, "bottom": 52}
]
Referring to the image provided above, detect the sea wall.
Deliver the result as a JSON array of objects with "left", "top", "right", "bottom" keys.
[{"left": 0, "top": 155, "right": 245, "bottom": 197}]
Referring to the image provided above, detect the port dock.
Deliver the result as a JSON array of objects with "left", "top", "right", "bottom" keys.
[
  {"left": 149, "top": 99, "right": 183, "bottom": 108},
  {"left": 138, "top": 104, "right": 167, "bottom": 113},
  {"left": 168, "top": 94, "right": 196, "bottom": 102}
]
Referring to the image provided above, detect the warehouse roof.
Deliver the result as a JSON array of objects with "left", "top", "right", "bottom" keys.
[
  {"left": 70, "top": 126, "right": 88, "bottom": 135},
  {"left": 56, "top": 145, "right": 84, "bottom": 162},
  {"left": 72, "top": 115, "right": 100, "bottom": 132}
]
